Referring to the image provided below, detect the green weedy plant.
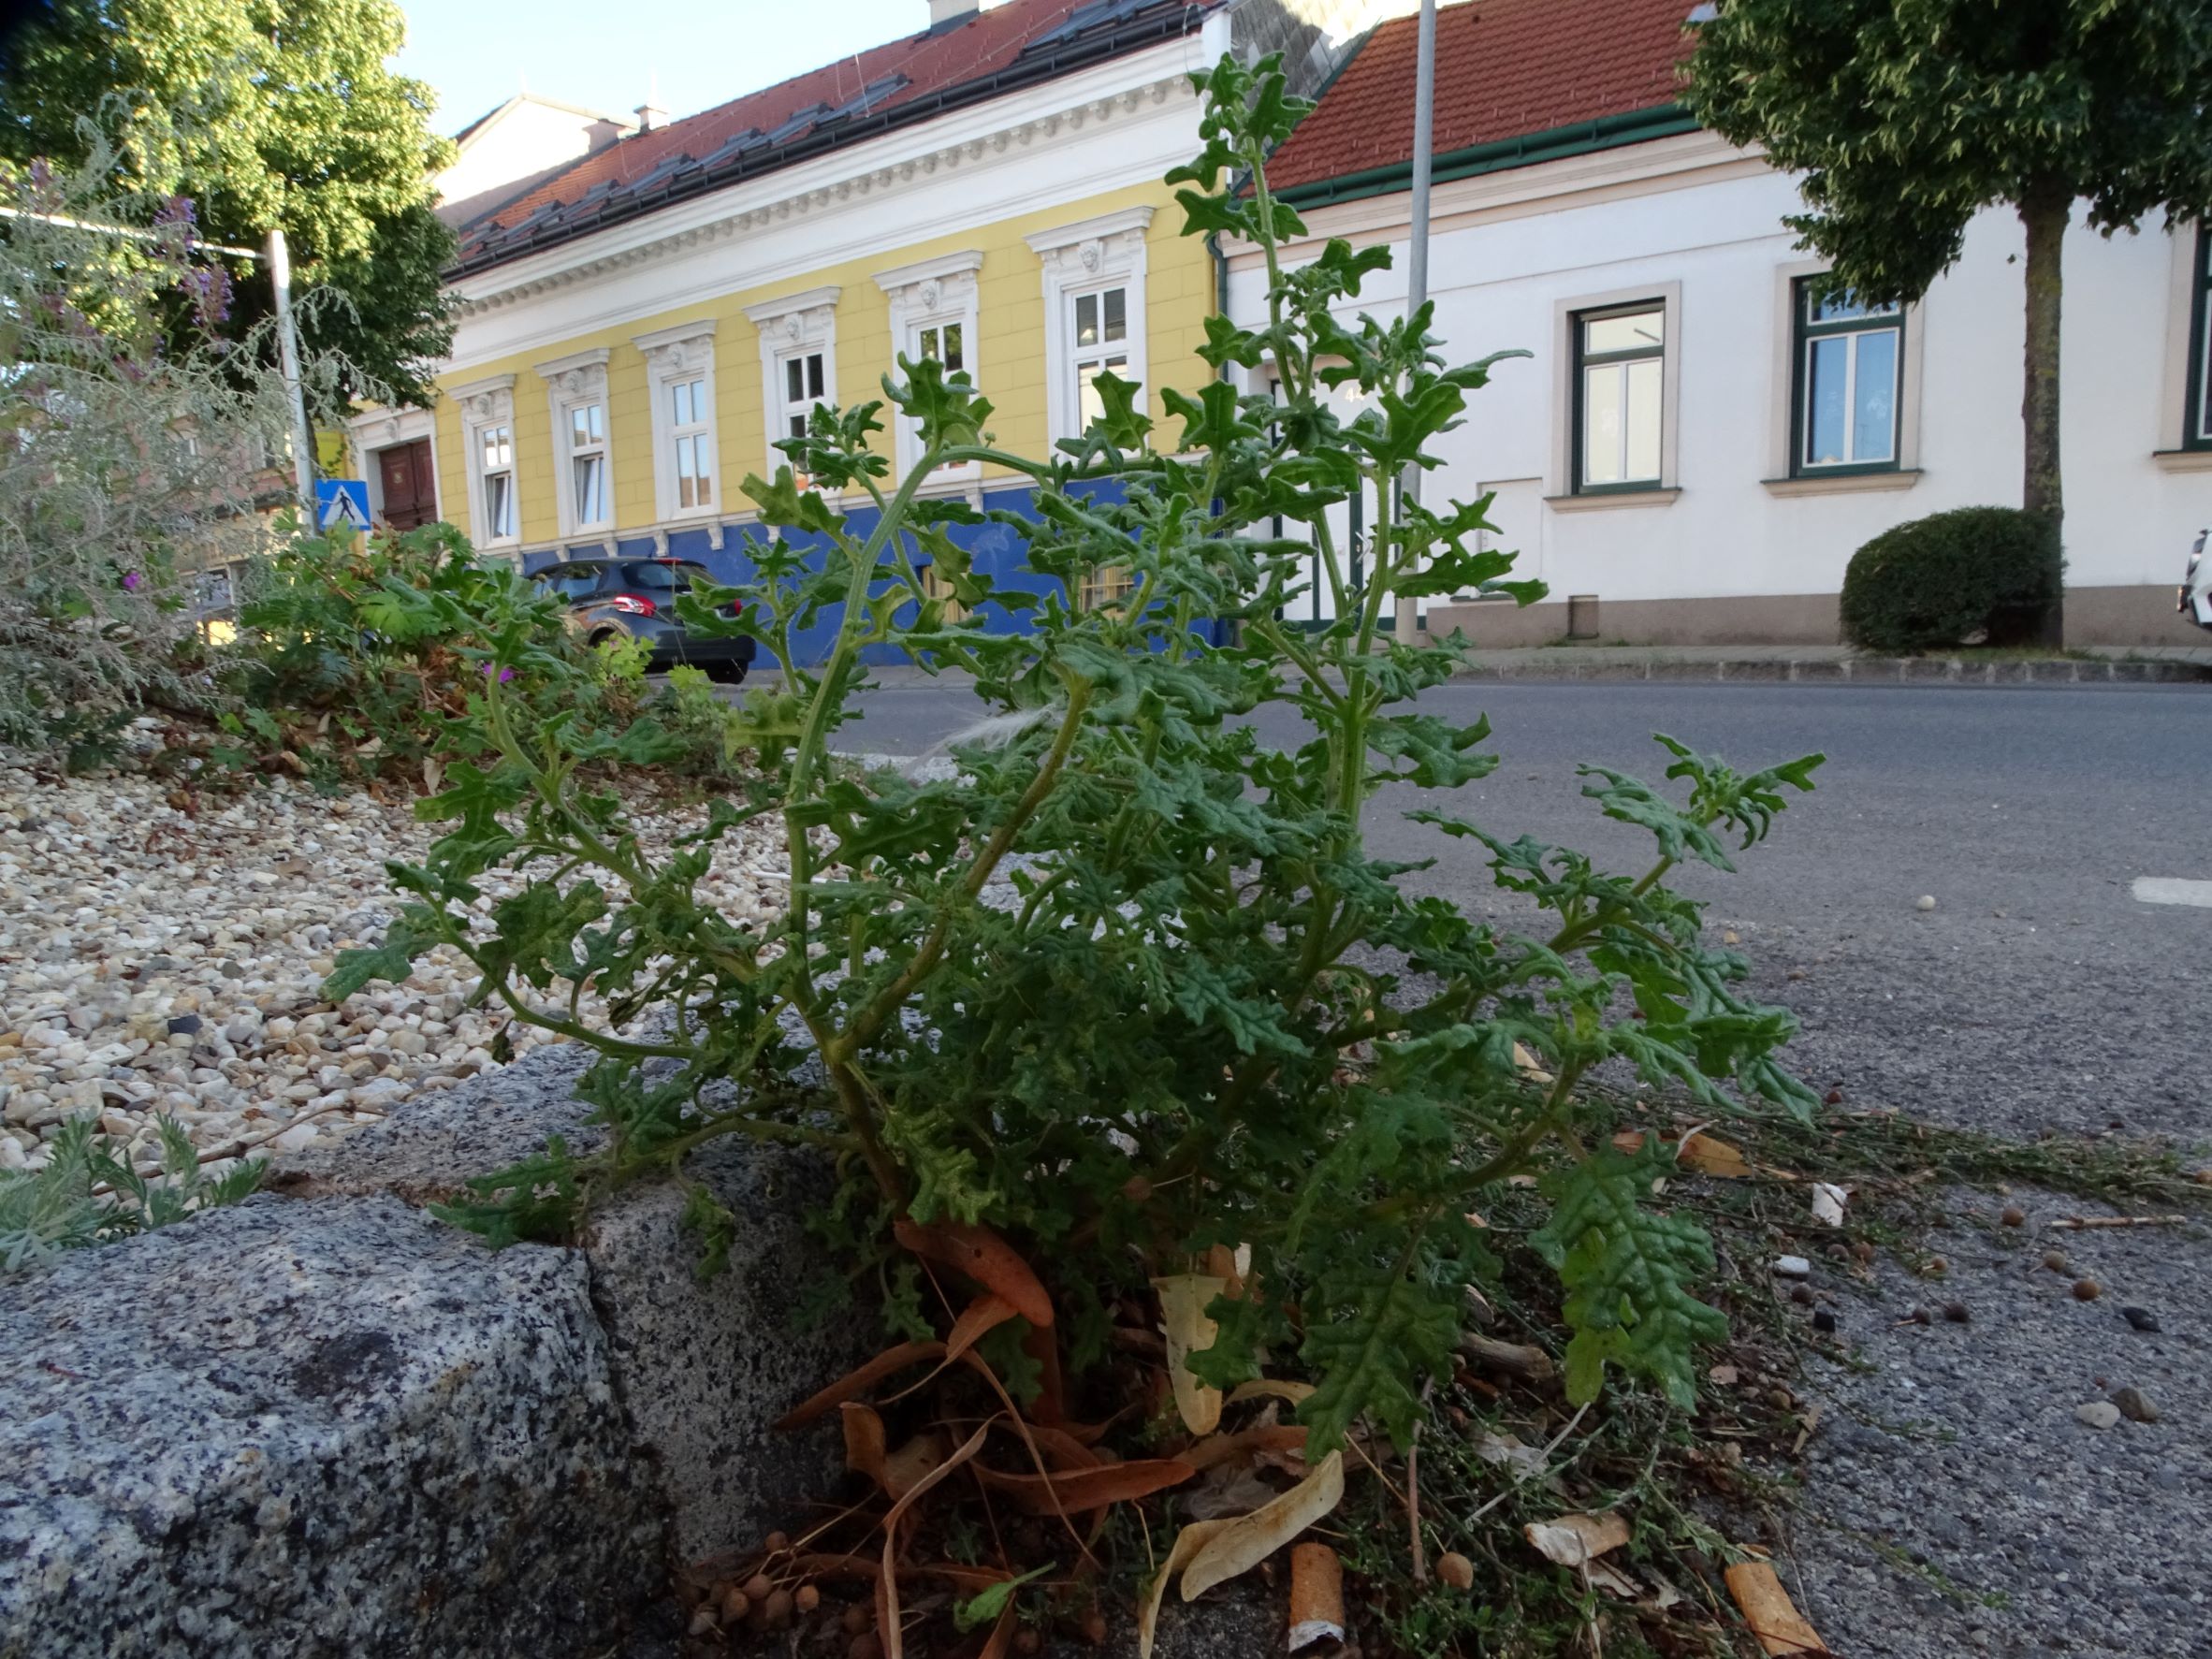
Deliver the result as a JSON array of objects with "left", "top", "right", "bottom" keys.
[
  {"left": 330, "top": 56, "right": 1824, "bottom": 1449},
  {"left": 0, "top": 1115, "right": 265, "bottom": 1273},
  {"left": 227, "top": 521, "right": 673, "bottom": 785}
]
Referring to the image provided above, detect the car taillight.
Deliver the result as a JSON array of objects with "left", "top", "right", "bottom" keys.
[
  {"left": 609, "top": 593, "right": 656, "bottom": 617},
  {"left": 723, "top": 598, "right": 744, "bottom": 618}
]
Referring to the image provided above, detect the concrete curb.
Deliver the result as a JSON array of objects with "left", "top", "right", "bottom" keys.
[
  {"left": 0, "top": 1041, "right": 865, "bottom": 1659},
  {"left": 1448, "top": 654, "right": 2212, "bottom": 687}
]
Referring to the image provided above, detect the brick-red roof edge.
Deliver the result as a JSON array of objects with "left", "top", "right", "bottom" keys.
[
  {"left": 1262, "top": 0, "right": 1695, "bottom": 196},
  {"left": 449, "top": 0, "right": 1225, "bottom": 280}
]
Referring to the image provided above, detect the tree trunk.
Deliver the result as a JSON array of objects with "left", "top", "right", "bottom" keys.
[{"left": 2019, "top": 186, "right": 2067, "bottom": 645}]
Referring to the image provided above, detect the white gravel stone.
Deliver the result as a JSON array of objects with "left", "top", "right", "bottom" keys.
[{"left": 0, "top": 755, "right": 783, "bottom": 1162}]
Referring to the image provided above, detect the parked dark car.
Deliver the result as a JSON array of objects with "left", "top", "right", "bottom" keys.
[{"left": 530, "top": 558, "right": 754, "bottom": 682}]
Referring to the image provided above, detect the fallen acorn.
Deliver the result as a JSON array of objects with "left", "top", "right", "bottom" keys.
[
  {"left": 1923, "top": 1256, "right": 1948, "bottom": 1277},
  {"left": 743, "top": 1572, "right": 774, "bottom": 1604},
  {"left": 842, "top": 1605, "right": 871, "bottom": 1637},
  {"left": 2043, "top": 1250, "right": 2070, "bottom": 1273},
  {"left": 2000, "top": 1205, "right": 2027, "bottom": 1228},
  {"left": 2073, "top": 1279, "right": 2103, "bottom": 1302},
  {"left": 720, "top": 1586, "right": 751, "bottom": 1623},
  {"left": 1438, "top": 1551, "right": 1476, "bottom": 1592},
  {"left": 764, "top": 1589, "right": 794, "bottom": 1629},
  {"left": 794, "top": 1585, "right": 821, "bottom": 1615}
]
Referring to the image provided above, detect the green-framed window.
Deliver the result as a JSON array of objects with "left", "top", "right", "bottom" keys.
[
  {"left": 1792, "top": 281, "right": 1902, "bottom": 474},
  {"left": 2185, "top": 228, "right": 2212, "bottom": 450},
  {"left": 1572, "top": 302, "right": 1665, "bottom": 492}
]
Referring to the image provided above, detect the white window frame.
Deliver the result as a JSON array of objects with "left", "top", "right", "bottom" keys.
[
  {"left": 742, "top": 285, "right": 841, "bottom": 480},
  {"left": 1760, "top": 259, "right": 1925, "bottom": 496},
  {"left": 450, "top": 373, "right": 520, "bottom": 550},
  {"left": 874, "top": 250, "right": 983, "bottom": 488},
  {"left": 631, "top": 317, "right": 720, "bottom": 523},
  {"left": 533, "top": 346, "right": 615, "bottom": 543},
  {"left": 1026, "top": 206, "right": 1154, "bottom": 447},
  {"left": 1545, "top": 283, "right": 1681, "bottom": 511}
]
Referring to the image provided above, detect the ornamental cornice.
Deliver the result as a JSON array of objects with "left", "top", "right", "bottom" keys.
[{"left": 452, "top": 73, "right": 1193, "bottom": 317}]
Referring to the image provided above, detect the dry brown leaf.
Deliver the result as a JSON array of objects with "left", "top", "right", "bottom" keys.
[
  {"left": 979, "top": 1601, "right": 1018, "bottom": 1659},
  {"left": 840, "top": 1401, "right": 888, "bottom": 1488},
  {"left": 1179, "top": 1449, "right": 1346, "bottom": 1602},
  {"left": 1139, "top": 1520, "right": 1231, "bottom": 1659},
  {"left": 1612, "top": 1128, "right": 1754, "bottom": 1179},
  {"left": 947, "top": 1293, "right": 1020, "bottom": 1361},
  {"left": 1724, "top": 1560, "right": 1830, "bottom": 1655},
  {"left": 1154, "top": 1273, "right": 1228, "bottom": 1435},
  {"left": 879, "top": 1420, "right": 992, "bottom": 1659},
  {"left": 1287, "top": 1542, "right": 1345, "bottom": 1652},
  {"left": 1179, "top": 1423, "right": 1309, "bottom": 1472},
  {"left": 893, "top": 1215, "right": 1055, "bottom": 1329},
  {"left": 971, "top": 1457, "right": 1197, "bottom": 1516},
  {"left": 1224, "top": 1378, "right": 1316, "bottom": 1407},
  {"left": 1510, "top": 1041, "right": 1555, "bottom": 1084},
  {"left": 775, "top": 1340, "right": 946, "bottom": 1430},
  {"left": 1522, "top": 1510, "right": 1631, "bottom": 1568},
  {"left": 1185, "top": 1465, "right": 1279, "bottom": 1521},
  {"left": 881, "top": 1432, "right": 948, "bottom": 1499}
]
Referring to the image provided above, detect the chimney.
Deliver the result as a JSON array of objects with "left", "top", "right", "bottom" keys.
[
  {"left": 928, "top": 0, "right": 979, "bottom": 26},
  {"left": 635, "top": 73, "right": 667, "bottom": 132}
]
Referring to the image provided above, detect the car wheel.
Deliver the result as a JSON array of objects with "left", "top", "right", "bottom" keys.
[{"left": 704, "top": 661, "right": 747, "bottom": 685}]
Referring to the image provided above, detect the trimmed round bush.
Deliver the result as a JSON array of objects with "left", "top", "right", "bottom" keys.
[{"left": 1840, "top": 507, "right": 2062, "bottom": 653}]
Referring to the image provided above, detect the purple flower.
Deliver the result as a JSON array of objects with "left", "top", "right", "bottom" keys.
[
  {"left": 121, "top": 570, "right": 142, "bottom": 591},
  {"left": 176, "top": 265, "right": 232, "bottom": 327},
  {"left": 479, "top": 663, "right": 516, "bottom": 683}
]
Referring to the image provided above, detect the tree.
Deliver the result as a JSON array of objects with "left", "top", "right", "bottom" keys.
[
  {"left": 0, "top": 0, "right": 457, "bottom": 404},
  {"left": 1683, "top": 0, "right": 2212, "bottom": 641}
]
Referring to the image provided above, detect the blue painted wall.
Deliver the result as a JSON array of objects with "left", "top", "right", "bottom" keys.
[{"left": 526, "top": 479, "right": 1228, "bottom": 665}]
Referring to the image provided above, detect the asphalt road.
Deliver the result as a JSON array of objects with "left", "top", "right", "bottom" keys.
[{"left": 837, "top": 674, "right": 2211, "bottom": 1142}]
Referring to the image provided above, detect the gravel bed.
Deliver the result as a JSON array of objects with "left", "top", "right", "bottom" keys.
[{"left": 0, "top": 744, "right": 783, "bottom": 1179}]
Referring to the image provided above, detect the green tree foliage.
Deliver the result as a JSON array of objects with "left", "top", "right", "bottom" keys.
[
  {"left": 1840, "top": 505, "right": 2063, "bottom": 653},
  {"left": 0, "top": 0, "right": 457, "bottom": 402},
  {"left": 332, "top": 58, "right": 1824, "bottom": 1449},
  {"left": 1684, "top": 0, "right": 2212, "bottom": 631}
]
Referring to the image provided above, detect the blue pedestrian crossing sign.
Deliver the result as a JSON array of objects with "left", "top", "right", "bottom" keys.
[{"left": 316, "top": 479, "right": 372, "bottom": 532}]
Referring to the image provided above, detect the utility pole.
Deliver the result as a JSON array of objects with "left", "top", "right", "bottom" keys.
[
  {"left": 1393, "top": 0, "right": 1437, "bottom": 648},
  {"left": 265, "top": 226, "right": 318, "bottom": 526}
]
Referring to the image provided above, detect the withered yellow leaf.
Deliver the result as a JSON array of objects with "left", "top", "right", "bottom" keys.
[
  {"left": 1180, "top": 1449, "right": 1346, "bottom": 1602},
  {"left": 1153, "top": 1273, "right": 1227, "bottom": 1435}
]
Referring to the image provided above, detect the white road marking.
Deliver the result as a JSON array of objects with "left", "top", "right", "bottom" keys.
[{"left": 2132, "top": 878, "right": 2212, "bottom": 908}]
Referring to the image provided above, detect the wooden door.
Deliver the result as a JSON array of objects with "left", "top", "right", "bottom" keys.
[{"left": 376, "top": 440, "right": 437, "bottom": 530}]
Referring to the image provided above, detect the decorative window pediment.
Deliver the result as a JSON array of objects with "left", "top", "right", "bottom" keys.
[
  {"left": 534, "top": 346, "right": 615, "bottom": 540},
  {"left": 743, "top": 286, "right": 842, "bottom": 481},
  {"left": 1026, "top": 207, "right": 1153, "bottom": 446},
  {"left": 875, "top": 251, "right": 983, "bottom": 484},
  {"left": 450, "top": 372, "right": 519, "bottom": 549},
  {"left": 633, "top": 319, "right": 720, "bottom": 523}
]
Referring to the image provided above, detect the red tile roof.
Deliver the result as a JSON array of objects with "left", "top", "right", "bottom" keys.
[
  {"left": 451, "top": 0, "right": 1224, "bottom": 277},
  {"left": 1262, "top": 0, "right": 1695, "bottom": 195}
]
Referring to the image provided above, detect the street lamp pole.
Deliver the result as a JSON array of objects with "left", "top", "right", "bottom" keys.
[
  {"left": 1394, "top": 0, "right": 1437, "bottom": 648},
  {"left": 264, "top": 226, "right": 318, "bottom": 526}
]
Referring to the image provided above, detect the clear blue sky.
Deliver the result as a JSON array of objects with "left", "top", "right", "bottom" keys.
[{"left": 395, "top": 0, "right": 926, "bottom": 135}]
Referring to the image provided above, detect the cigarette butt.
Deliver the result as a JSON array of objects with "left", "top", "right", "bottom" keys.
[
  {"left": 1287, "top": 1543, "right": 1345, "bottom": 1652},
  {"left": 1724, "top": 1560, "right": 1829, "bottom": 1655}
]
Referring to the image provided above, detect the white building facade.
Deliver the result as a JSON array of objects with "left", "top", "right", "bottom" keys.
[{"left": 1228, "top": 24, "right": 2212, "bottom": 648}]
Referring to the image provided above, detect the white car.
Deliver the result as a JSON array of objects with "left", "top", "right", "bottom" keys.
[{"left": 2184, "top": 530, "right": 2212, "bottom": 632}]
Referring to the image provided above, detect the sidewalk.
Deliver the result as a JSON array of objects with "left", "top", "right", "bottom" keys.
[
  {"left": 1444, "top": 642, "right": 2212, "bottom": 686},
  {"left": 768, "top": 643, "right": 2212, "bottom": 691}
]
